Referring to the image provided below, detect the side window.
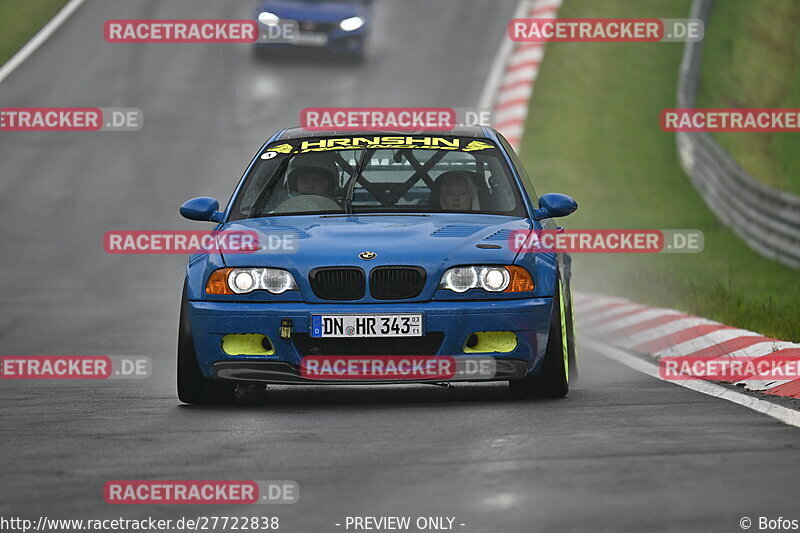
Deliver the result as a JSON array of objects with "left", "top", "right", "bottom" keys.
[
  {"left": 235, "top": 159, "right": 281, "bottom": 218},
  {"left": 481, "top": 155, "right": 514, "bottom": 211},
  {"left": 497, "top": 133, "right": 538, "bottom": 206}
]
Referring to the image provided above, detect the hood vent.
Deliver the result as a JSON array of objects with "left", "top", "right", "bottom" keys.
[
  {"left": 483, "top": 229, "right": 514, "bottom": 242},
  {"left": 430, "top": 225, "right": 486, "bottom": 238}
]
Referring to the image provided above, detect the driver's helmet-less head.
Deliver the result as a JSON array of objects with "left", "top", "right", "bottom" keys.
[
  {"left": 435, "top": 170, "right": 480, "bottom": 211},
  {"left": 287, "top": 165, "right": 336, "bottom": 196}
]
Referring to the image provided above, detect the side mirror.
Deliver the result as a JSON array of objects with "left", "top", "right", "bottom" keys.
[
  {"left": 533, "top": 193, "right": 578, "bottom": 221},
  {"left": 180, "top": 197, "right": 223, "bottom": 222}
]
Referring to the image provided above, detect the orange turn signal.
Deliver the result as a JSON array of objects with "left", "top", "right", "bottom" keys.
[
  {"left": 504, "top": 266, "right": 535, "bottom": 293},
  {"left": 205, "top": 268, "right": 234, "bottom": 295}
]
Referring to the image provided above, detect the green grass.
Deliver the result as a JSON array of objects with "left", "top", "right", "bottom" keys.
[
  {"left": 0, "top": 0, "right": 69, "bottom": 66},
  {"left": 519, "top": 0, "right": 800, "bottom": 341},
  {"left": 696, "top": 0, "right": 800, "bottom": 195}
]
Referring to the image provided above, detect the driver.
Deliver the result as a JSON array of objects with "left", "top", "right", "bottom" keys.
[
  {"left": 287, "top": 165, "right": 336, "bottom": 196},
  {"left": 436, "top": 171, "right": 480, "bottom": 211}
]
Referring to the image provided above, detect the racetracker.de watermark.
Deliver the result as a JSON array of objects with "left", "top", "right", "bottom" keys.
[
  {"left": 509, "top": 229, "right": 704, "bottom": 253},
  {"left": 0, "top": 108, "right": 142, "bottom": 131},
  {"left": 660, "top": 356, "right": 800, "bottom": 381},
  {"left": 103, "top": 230, "right": 298, "bottom": 255},
  {"left": 508, "top": 18, "right": 703, "bottom": 43},
  {"left": 104, "top": 480, "right": 298, "bottom": 504},
  {"left": 0, "top": 356, "right": 151, "bottom": 379},
  {"left": 0, "top": 516, "right": 280, "bottom": 532},
  {"left": 301, "top": 356, "right": 497, "bottom": 381},
  {"left": 661, "top": 109, "right": 800, "bottom": 132},
  {"left": 104, "top": 20, "right": 258, "bottom": 43},
  {"left": 300, "top": 107, "right": 496, "bottom": 131}
]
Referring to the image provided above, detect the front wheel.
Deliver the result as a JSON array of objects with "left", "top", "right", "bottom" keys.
[
  {"left": 509, "top": 276, "right": 571, "bottom": 399},
  {"left": 564, "top": 279, "right": 578, "bottom": 380},
  {"left": 177, "top": 283, "right": 235, "bottom": 405}
]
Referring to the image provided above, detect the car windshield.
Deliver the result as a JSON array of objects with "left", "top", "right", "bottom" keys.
[
  {"left": 278, "top": 0, "right": 366, "bottom": 3},
  {"left": 228, "top": 135, "right": 528, "bottom": 220}
]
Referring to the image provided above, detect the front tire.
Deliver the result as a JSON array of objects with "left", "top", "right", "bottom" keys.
[
  {"left": 509, "top": 276, "right": 571, "bottom": 399},
  {"left": 564, "top": 278, "right": 578, "bottom": 380},
  {"left": 177, "top": 283, "right": 235, "bottom": 405}
]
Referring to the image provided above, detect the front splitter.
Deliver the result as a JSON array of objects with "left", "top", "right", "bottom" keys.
[{"left": 213, "top": 359, "right": 528, "bottom": 385}]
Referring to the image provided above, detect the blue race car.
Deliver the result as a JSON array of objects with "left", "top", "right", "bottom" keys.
[
  {"left": 178, "top": 126, "right": 578, "bottom": 404},
  {"left": 254, "top": 0, "right": 371, "bottom": 59}
]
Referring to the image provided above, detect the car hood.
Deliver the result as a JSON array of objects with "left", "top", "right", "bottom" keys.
[
  {"left": 217, "top": 214, "right": 530, "bottom": 302},
  {"left": 258, "top": 0, "right": 366, "bottom": 22},
  {"left": 222, "top": 214, "right": 527, "bottom": 267}
]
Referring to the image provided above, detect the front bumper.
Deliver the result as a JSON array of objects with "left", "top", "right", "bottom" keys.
[
  {"left": 254, "top": 30, "right": 366, "bottom": 54},
  {"left": 188, "top": 297, "right": 553, "bottom": 382}
]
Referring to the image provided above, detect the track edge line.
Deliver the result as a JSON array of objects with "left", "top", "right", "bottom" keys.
[
  {"left": 583, "top": 334, "right": 800, "bottom": 429},
  {"left": 0, "top": 0, "right": 89, "bottom": 85}
]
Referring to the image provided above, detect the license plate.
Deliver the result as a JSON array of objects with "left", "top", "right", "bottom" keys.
[
  {"left": 292, "top": 32, "right": 329, "bottom": 46},
  {"left": 310, "top": 314, "right": 423, "bottom": 338}
]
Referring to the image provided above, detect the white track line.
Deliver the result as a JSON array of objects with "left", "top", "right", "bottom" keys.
[
  {"left": 478, "top": 0, "right": 531, "bottom": 110},
  {"left": 587, "top": 337, "right": 800, "bottom": 429},
  {"left": 0, "top": 0, "right": 88, "bottom": 85},
  {"left": 481, "top": 2, "right": 800, "bottom": 411}
]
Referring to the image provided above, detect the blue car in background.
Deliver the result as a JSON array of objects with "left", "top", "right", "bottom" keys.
[
  {"left": 177, "top": 126, "right": 578, "bottom": 404},
  {"left": 254, "top": 0, "right": 372, "bottom": 59}
]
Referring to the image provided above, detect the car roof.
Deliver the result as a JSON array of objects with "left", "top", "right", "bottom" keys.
[{"left": 276, "top": 125, "right": 494, "bottom": 140}]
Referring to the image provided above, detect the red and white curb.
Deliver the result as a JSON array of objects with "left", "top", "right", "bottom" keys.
[
  {"left": 574, "top": 293, "right": 800, "bottom": 400},
  {"left": 476, "top": 1, "right": 800, "bottom": 426},
  {"left": 480, "top": 0, "right": 563, "bottom": 149}
]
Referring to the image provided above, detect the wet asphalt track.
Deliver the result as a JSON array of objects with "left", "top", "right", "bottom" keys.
[{"left": 1, "top": 1, "right": 799, "bottom": 531}]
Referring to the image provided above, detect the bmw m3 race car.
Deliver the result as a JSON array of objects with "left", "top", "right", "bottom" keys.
[
  {"left": 178, "top": 126, "right": 578, "bottom": 404},
  {"left": 254, "top": 0, "right": 371, "bottom": 59}
]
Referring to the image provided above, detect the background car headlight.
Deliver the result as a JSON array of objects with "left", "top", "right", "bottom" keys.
[
  {"left": 205, "top": 268, "right": 298, "bottom": 295},
  {"left": 258, "top": 11, "right": 280, "bottom": 26},
  {"left": 439, "top": 266, "right": 533, "bottom": 293},
  {"left": 340, "top": 16, "right": 365, "bottom": 31}
]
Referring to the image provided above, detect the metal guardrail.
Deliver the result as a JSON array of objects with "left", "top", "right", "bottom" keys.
[{"left": 675, "top": 0, "right": 800, "bottom": 268}]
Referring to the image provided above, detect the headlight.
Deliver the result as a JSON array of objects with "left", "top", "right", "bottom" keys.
[
  {"left": 260, "top": 268, "right": 297, "bottom": 294},
  {"left": 440, "top": 267, "right": 479, "bottom": 293},
  {"left": 205, "top": 268, "right": 298, "bottom": 295},
  {"left": 439, "top": 266, "right": 534, "bottom": 293},
  {"left": 340, "top": 16, "right": 365, "bottom": 31},
  {"left": 480, "top": 267, "right": 510, "bottom": 291},
  {"left": 230, "top": 269, "right": 258, "bottom": 293},
  {"left": 258, "top": 11, "right": 280, "bottom": 26}
]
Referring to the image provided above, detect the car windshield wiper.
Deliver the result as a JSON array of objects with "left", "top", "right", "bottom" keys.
[
  {"left": 320, "top": 213, "right": 430, "bottom": 218},
  {"left": 250, "top": 155, "right": 292, "bottom": 218},
  {"left": 344, "top": 145, "right": 371, "bottom": 215}
]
